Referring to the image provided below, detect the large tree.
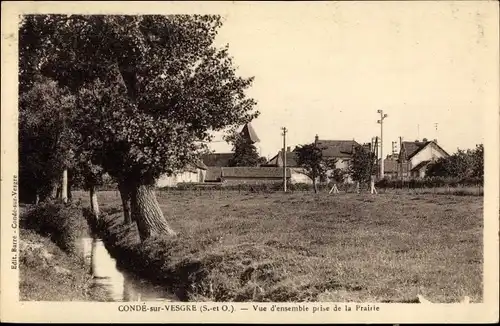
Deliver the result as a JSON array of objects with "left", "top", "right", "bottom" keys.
[
  {"left": 294, "top": 143, "right": 337, "bottom": 193},
  {"left": 20, "top": 15, "right": 259, "bottom": 240}
]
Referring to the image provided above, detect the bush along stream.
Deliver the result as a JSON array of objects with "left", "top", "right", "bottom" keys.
[{"left": 19, "top": 201, "right": 108, "bottom": 301}]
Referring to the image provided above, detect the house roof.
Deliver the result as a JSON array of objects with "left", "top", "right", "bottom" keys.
[
  {"left": 221, "top": 167, "right": 291, "bottom": 178},
  {"left": 265, "top": 139, "right": 359, "bottom": 167},
  {"left": 265, "top": 151, "right": 298, "bottom": 167},
  {"left": 400, "top": 140, "right": 449, "bottom": 161},
  {"left": 240, "top": 122, "right": 260, "bottom": 143},
  {"left": 411, "top": 160, "right": 432, "bottom": 172},
  {"left": 315, "top": 140, "right": 360, "bottom": 158},
  {"left": 201, "top": 153, "right": 234, "bottom": 167},
  {"left": 401, "top": 141, "right": 429, "bottom": 160}
]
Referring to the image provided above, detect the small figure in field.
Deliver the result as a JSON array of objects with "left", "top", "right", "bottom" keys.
[
  {"left": 355, "top": 181, "right": 360, "bottom": 194},
  {"left": 370, "top": 175, "right": 378, "bottom": 194}
]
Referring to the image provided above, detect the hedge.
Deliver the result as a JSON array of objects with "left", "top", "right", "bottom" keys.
[
  {"left": 162, "top": 182, "right": 358, "bottom": 193},
  {"left": 20, "top": 201, "right": 90, "bottom": 254},
  {"left": 375, "top": 177, "right": 483, "bottom": 189}
]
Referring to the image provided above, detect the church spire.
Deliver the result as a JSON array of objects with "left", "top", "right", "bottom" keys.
[{"left": 240, "top": 122, "right": 260, "bottom": 143}]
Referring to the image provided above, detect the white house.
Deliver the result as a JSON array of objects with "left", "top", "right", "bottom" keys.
[
  {"left": 156, "top": 161, "right": 208, "bottom": 188},
  {"left": 397, "top": 139, "right": 449, "bottom": 178}
]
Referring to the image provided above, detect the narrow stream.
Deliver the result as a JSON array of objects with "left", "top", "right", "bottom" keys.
[{"left": 78, "top": 237, "right": 177, "bottom": 302}]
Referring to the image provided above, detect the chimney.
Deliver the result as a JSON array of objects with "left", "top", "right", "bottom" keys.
[
  {"left": 286, "top": 146, "right": 291, "bottom": 152},
  {"left": 423, "top": 138, "right": 428, "bottom": 142},
  {"left": 433, "top": 139, "right": 437, "bottom": 144}
]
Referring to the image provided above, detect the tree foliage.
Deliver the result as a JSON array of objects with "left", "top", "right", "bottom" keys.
[
  {"left": 426, "top": 145, "right": 483, "bottom": 180},
  {"left": 19, "top": 14, "right": 259, "bottom": 239},
  {"left": 330, "top": 168, "right": 347, "bottom": 184},
  {"left": 257, "top": 156, "right": 268, "bottom": 166},
  {"left": 348, "top": 145, "right": 377, "bottom": 183},
  {"left": 19, "top": 76, "right": 76, "bottom": 202},
  {"left": 20, "top": 14, "right": 259, "bottom": 186},
  {"left": 294, "top": 143, "right": 337, "bottom": 192},
  {"left": 226, "top": 132, "right": 261, "bottom": 167}
]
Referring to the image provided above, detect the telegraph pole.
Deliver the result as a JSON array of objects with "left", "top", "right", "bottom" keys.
[
  {"left": 377, "top": 110, "right": 388, "bottom": 180},
  {"left": 281, "top": 127, "right": 288, "bottom": 192}
]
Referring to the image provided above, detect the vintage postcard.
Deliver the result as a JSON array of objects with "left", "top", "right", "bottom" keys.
[{"left": 1, "top": 0, "right": 499, "bottom": 323}]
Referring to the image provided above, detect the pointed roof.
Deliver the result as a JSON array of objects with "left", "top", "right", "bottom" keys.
[
  {"left": 315, "top": 139, "right": 360, "bottom": 158},
  {"left": 240, "top": 122, "right": 260, "bottom": 143},
  {"left": 265, "top": 150, "right": 298, "bottom": 167},
  {"left": 399, "top": 140, "right": 449, "bottom": 162}
]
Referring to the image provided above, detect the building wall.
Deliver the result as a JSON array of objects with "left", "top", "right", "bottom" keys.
[
  {"left": 395, "top": 162, "right": 411, "bottom": 180},
  {"left": 156, "top": 169, "right": 204, "bottom": 187},
  {"left": 335, "top": 159, "right": 350, "bottom": 170},
  {"left": 289, "top": 167, "right": 352, "bottom": 184},
  {"left": 384, "top": 172, "right": 398, "bottom": 179},
  {"left": 290, "top": 168, "right": 313, "bottom": 184},
  {"left": 199, "top": 169, "right": 207, "bottom": 183},
  {"left": 410, "top": 144, "right": 447, "bottom": 169},
  {"left": 410, "top": 166, "right": 427, "bottom": 179}
]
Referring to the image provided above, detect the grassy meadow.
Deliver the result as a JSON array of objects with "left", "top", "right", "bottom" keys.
[{"left": 74, "top": 189, "right": 483, "bottom": 303}]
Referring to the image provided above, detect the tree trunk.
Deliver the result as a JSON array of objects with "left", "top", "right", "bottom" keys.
[
  {"left": 61, "top": 169, "right": 68, "bottom": 203},
  {"left": 118, "top": 182, "right": 132, "bottom": 224},
  {"left": 313, "top": 179, "right": 318, "bottom": 194},
  {"left": 130, "top": 183, "right": 176, "bottom": 241},
  {"left": 89, "top": 186, "right": 100, "bottom": 219},
  {"left": 68, "top": 179, "right": 73, "bottom": 202}
]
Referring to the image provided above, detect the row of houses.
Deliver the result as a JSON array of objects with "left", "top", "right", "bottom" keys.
[{"left": 156, "top": 123, "right": 450, "bottom": 187}]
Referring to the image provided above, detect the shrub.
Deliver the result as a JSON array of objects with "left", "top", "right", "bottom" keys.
[{"left": 20, "top": 201, "right": 89, "bottom": 254}]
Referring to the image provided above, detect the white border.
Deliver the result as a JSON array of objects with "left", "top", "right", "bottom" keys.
[{"left": 1, "top": 1, "right": 498, "bottom": 323}]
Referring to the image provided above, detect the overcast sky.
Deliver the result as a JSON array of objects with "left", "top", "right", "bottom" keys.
[{"left": 206, "top": 1, "right": 497, "bottom": 159}]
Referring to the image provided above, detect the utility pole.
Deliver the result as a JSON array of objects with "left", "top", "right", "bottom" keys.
[
  {"left": 377, "top": 110, "right": 388, "bottom": 180},
  {"left": 281, "top": 127, "right": 288, "bottom": 192}
]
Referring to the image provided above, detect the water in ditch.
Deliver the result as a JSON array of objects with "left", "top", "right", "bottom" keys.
[{"left": 77, "top": 237, "right": 177, "bottom": 302}]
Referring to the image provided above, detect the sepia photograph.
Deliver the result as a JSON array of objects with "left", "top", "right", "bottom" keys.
[{"left": 1, "top": 1, "right": 499, "bottom": 324}]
